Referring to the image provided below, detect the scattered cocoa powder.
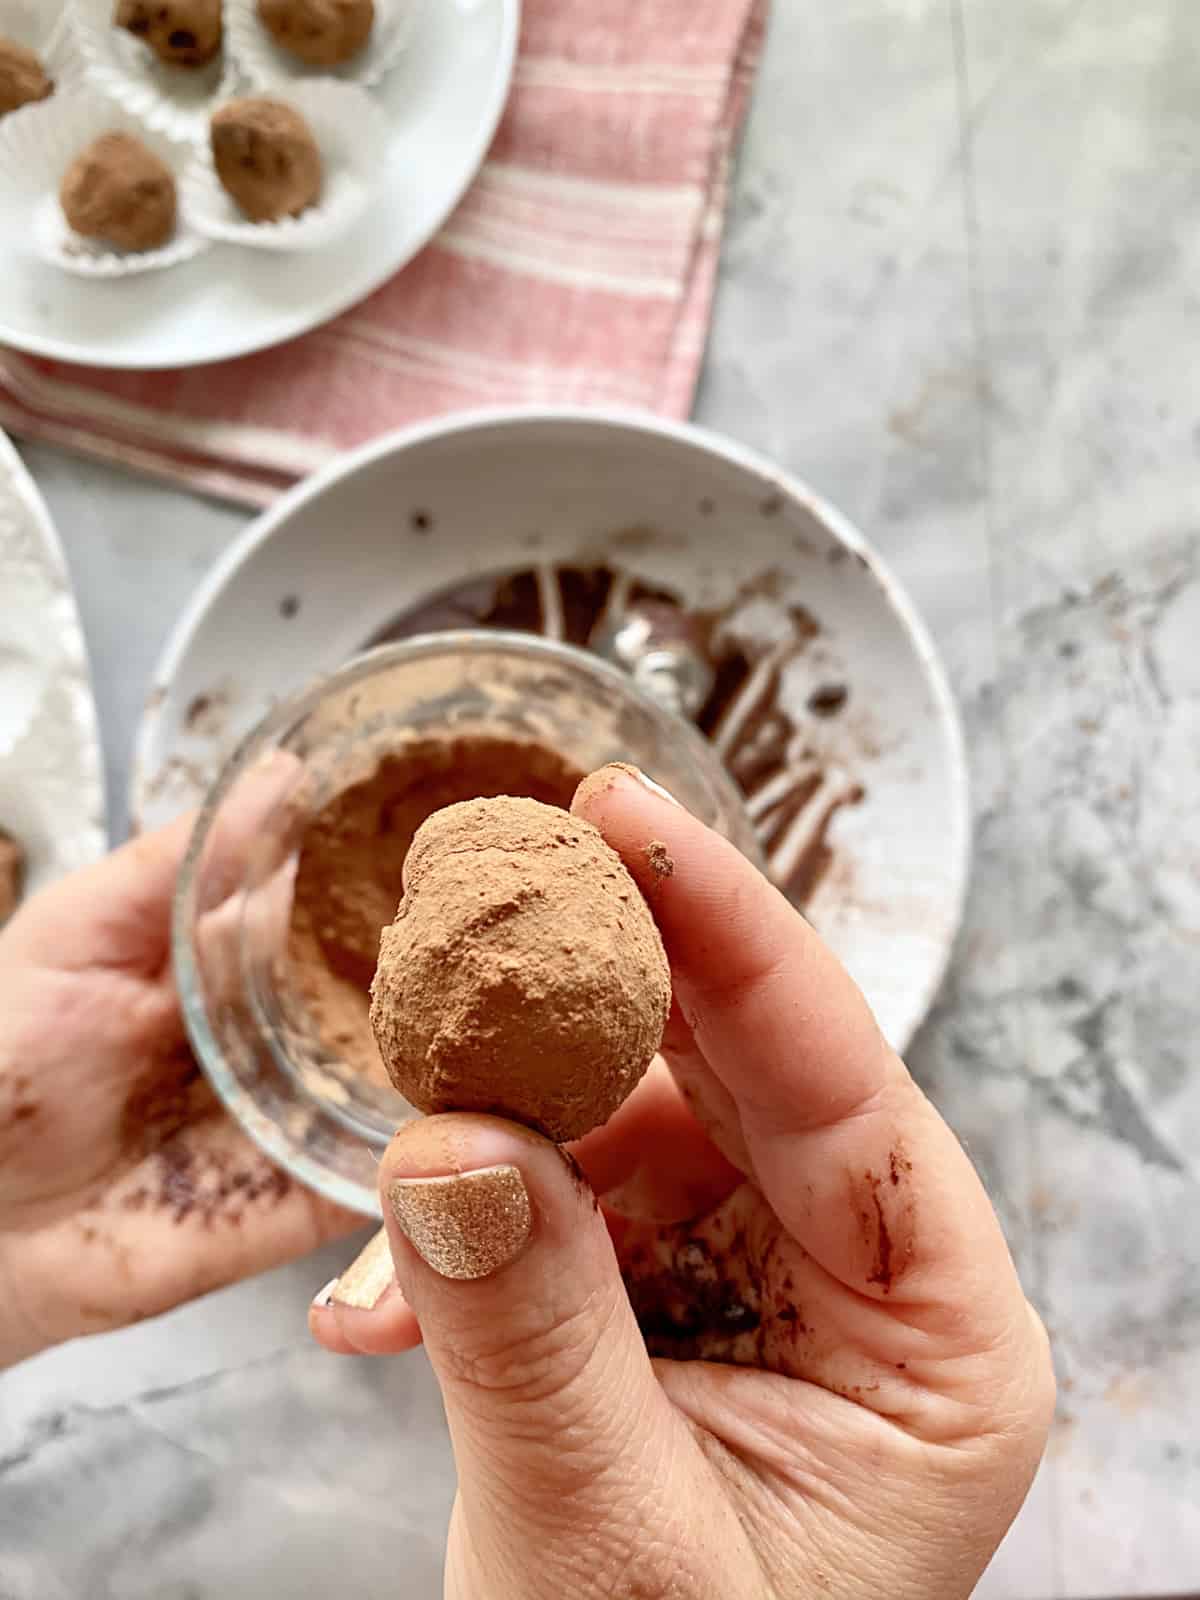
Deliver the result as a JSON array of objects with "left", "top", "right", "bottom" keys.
[
  {"left": 370, "top": 795, "right": 671, "bottom": 1141},
  {"left": 285, "top": 733, "right": 584, "bottom": 1088}
]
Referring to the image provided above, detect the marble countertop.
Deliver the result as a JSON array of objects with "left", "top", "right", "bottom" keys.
[{"left": 3, "top": 0, "right": 1198, "bottom": 1595}]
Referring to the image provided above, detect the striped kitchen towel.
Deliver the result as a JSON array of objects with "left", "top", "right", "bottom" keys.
[{"left": 0, "top": 0, "right": 766, "bottom": 507}]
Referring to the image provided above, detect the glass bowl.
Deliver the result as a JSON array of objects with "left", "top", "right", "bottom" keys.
[{"left": 172, "top": 630, "right": 760, "bottom": 1217}]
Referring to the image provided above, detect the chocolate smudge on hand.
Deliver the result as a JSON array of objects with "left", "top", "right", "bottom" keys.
[
  {"left": 645, "top": 840, "right": 675, "bottom": 881},
  {"left": 118, "top": 1136, "right": 291, "bottom": 1226}
]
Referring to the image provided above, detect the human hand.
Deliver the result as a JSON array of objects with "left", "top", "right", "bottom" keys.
[
  {"left": 310, "top": 765, "right": 1054, "bottom": 1600},
  {"left": 0, "top": 806, "right": 359, "bottom": 1370}
]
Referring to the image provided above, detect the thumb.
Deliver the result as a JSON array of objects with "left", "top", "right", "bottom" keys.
[{"left": 379, "top": 1113, "right": 681, "bottom": 1585}]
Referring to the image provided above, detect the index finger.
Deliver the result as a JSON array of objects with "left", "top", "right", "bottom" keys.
[{"left": 573, "top": 767, "right": 1025, "bottom": 1343}]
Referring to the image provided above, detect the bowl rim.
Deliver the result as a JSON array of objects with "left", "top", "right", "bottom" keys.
[{"left": 171, "top": 624, "right": 763, "bottom": 1216}]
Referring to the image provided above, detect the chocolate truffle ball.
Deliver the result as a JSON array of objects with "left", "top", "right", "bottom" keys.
[
  {"left": 210, "top": 97, "right": 322, "bottom": 223},
  {"left": 115, "top": 0, "right": 223, "bottom": 69},
  {"left": 370, "top": 796, "right": 671, "bottom": 1142},
  {"left": 257, "top": 0, "right": 374, "bottom": 68},
  {"left": 60, "top": 132, "right": 177, "bottom": 252},
  {"left": 0, "top": 37, "right": 52, "bottom": 118}
]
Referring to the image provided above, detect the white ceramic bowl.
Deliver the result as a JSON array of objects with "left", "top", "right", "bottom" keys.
[{"left": 135, "top": 408, "right": 970, "bottom": 1054}]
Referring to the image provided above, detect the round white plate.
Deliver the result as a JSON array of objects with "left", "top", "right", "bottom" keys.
[
  {"left": 133, "top": 409, "right": 970, "bottom": 1053},
  {"left": 0, "top": 0, "right": 518, "bottom": 369},
  {"left": 0, "top": 427, "right": 107, "bottom": 899}
]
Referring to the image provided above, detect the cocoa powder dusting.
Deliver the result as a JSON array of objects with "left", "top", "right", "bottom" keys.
[{"left": 286, "top": 734, "right": 585, "bottom": 1087}]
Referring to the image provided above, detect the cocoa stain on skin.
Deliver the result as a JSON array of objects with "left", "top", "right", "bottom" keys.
[
  {"left": 625, "top": 1232, "right": 763, "bottom": 1360},
  {"left": 860, "top": 1147, "right": 915, "bottom": 1294},
  {"left": 0, "top": 1072, "right": 38, "bottom": 1129},
  {"left": 645, "top": 840, "right": 674, "bottom": 881},
  {"left": 119, "top": 1043, "right": 214, "bottom": 1158},
  {"left": 865, "top": 1176, "right": 893, "bottom": 1290},
  {"left": 557, "top": 1146, "right": 600, "bottom": 1211},
  {"left": 119, "top": 1139, "right": 291, "bottom": 1226},
  {"left": 113, "top": 1043, "right": 291, "bottom": 1227},
  {"left": 621, "top": 1187, "right": 814, "bottom": 1371}
]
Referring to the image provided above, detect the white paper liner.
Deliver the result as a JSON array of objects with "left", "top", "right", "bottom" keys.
[
  {"left": 226, "top": 0, "right": 419, "bottom": 94},
  {"left": 68, "top": 0, "right": 241, "bottom": 143},
  {"left": 0, "top": 92, "right": 210, "bottom": 277},
  {"left": 182, "top": 79, "right": 386, "bottom": 251}
]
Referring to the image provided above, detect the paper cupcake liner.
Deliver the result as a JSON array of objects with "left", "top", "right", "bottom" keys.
[
  {"left": 182, "top": 79, "right": 386, "bottom": 251},
  {"left": 0, "top": 91, "right": 210, "bottom": 277},
  {"left": 69, "top": 0, "right": 241, "bottom": 143},
  {"left": 226, "top": 0, "right": 420, "bottom": 95}
]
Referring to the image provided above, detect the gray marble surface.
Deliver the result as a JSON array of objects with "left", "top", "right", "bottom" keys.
[{"left": 4, "top": 0, "right": 1199, "bottom": 1594}]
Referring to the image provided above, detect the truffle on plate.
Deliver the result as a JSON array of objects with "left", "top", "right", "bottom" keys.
[
  {"left": 114, "top": 0, "right": 224, "bottom": 69},
  {"left": 210, "top": 96, "right": 322, "bottom": 222},
  {"left": 59, "top": 131, "right": 177, "bottom": 252},
  {"left": 370, "top": 795, "right": 672, "bottom": 1143},
  {"left": 256, "top": 0, "right": 375, "bottom": 68},
  {"left": 0, "top": 36, "right": 53, "bottom": 117}
]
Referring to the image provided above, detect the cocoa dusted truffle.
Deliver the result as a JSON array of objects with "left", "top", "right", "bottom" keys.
[
  {"left": 0, "top": 36, "right": 53, "bottom": 118},
  {"left": 60, "top": 132, "right": 177, "bottom": 252},
  {"left": 257, "top": 0, "right": 374, "bottom": 68},
  {"left": 114, "top": 0, "right": 223, "bottom": 69},
  {"left": 210, "top": 96, "right": 322, "bottom": 223},
  {"left": 370, "top": 795, "right": 671, "bottom": 1143}
]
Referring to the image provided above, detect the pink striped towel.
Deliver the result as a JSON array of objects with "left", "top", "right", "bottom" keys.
[{"left": 0, "top": 0, "right": 766, "bottom": 507}]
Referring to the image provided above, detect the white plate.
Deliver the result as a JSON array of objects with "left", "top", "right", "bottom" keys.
[
  {"left": 0, "top": 0, "right": 518, "bottom": 369},
  {"left": 132, "top": 409, "right": 970, "bottom": 1053},
  {"left": 0, "top": 427, "right": 107, "bottom": 900}
]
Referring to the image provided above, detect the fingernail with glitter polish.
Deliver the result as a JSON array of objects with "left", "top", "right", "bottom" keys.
[
  {"left": 330, "top": 1227, "right": 394, "bottom": 1311},
  {"left": 630, "top": 768, "right": 681, "bottom": 807},
  {"left": 387, "top": 1165, "right": 532, "bottom": 1282}
]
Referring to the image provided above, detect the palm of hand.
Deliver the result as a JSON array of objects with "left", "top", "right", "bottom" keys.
[{"left": 0, "top": 818, "right": 355, "bottom": 1366}]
